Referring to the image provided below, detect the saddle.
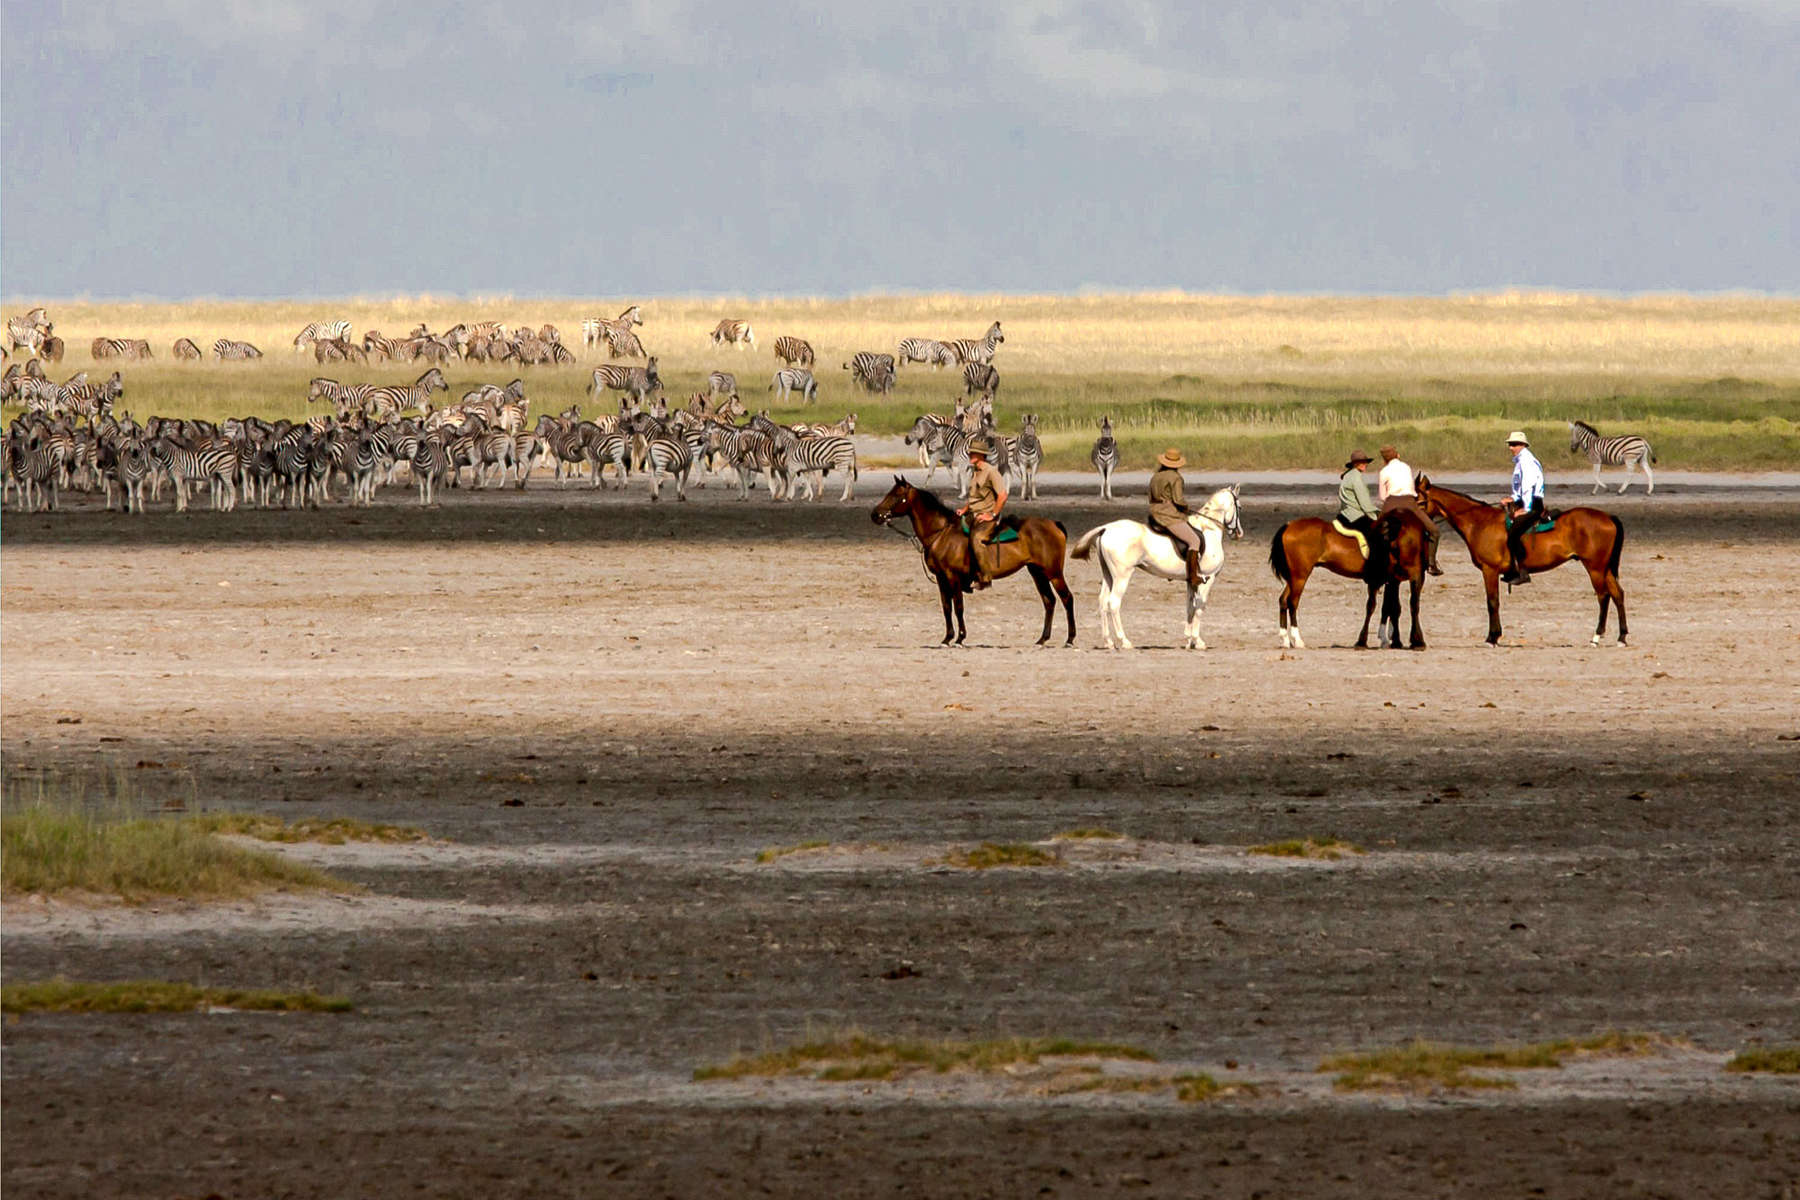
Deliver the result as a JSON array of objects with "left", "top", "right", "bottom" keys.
[
  {"left": 961, "top": 514, "right": 1022, "bottom": 543},
  {"left": 1507, "top": 510, "right": 1561, "bottom": 534},
  {"left": 1331, "top": 518, "right": 1369, "bottom": 559}
]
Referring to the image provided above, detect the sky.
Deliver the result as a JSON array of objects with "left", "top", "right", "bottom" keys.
[{"left": 3, "top": 0, "right": 1797, "bottom": 298}]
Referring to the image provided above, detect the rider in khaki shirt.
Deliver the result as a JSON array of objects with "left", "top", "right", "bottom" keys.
[
  {"left": 1147, "top": 447, "right": 1202, "bottom": 587},
  {"left": 958, "top": 436, "right": 1007, "bottom": 589}
]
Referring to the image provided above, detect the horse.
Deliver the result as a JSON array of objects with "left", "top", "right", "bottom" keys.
[
  {"left": 871, "top": 477, "right": 1076, "bottom": 647},
  {"left": 1068, "top": 485, "right": 1244, "bottom": 650},
  {"left": 1268, "top": 511, "right": 1429, "bottom": 650},
  {"left": 1416, "top": 475, "right": 1627, "bottom": 646}
]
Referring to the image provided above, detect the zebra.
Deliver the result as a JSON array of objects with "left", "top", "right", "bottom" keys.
[
  {"left": 603, "top": 326, "right": 647, "bottom": 360},
  {"left": 1013, "top": 413, "right": 1043, "bottom": 499},
  {"left": 313, "top": 337, "right": 367, "bottom": 365},
  {"left": 213, "top": 338, "right": 263, "bottom": 362},
  {"left": 963, "top": 361, "right": 1000, "bottom": 400},
  {"left": 361, "top": 331, "right": 408, "bottom": 362},
  {"left": 770, "top": 367, "right": 817, "bottom": 404},
  {"left": 173, "top": 338, "right": 202, "bottom": 361},
  {"left": 591, "top": 358, "right": 662, "bottom": 404},
  {"left": 781, "top": 434, "right": 859, "bottom": 502},
  {"left": 364, "top": 368, "right": 449, "bottom": 418},
  {"left": 1090, "top": 416, "right": 1119, "bottom": 500},
  {"left": 109, "top": 435, "right": 157, "bottom": 514},
  {"left": 92, "top": 337, "right": 149, "bottom": 360},
  {"left": 6, "top": 423, "right": 61, "bottom": 512},
  {"left": 7, "top": 309, "right": 50, "bottom": 355},
  {"left": 772, "top": 336, "right": 815, "bottom": 367},
  {"left": 949, "top": 321, "right": 1004, "bottom": 366},
  {"left": 58, "top": 372, "right": 124, "bottom": 420},
  {"left": 896, "top": 337, "right": 955, "bottom": 369},
  {"left": 411, "top": 430, "right": 453, "bottom": 505},
  {"left": 155, "top": 435, "right": 238, "bottom": 512},
  {"left": 39, "top": 335, "right": 64, "bottom": 364},
  {"left": 643, "top": 432, "right": 692, "bottom": 501},
  {"left": 581, "top": 317, "right": 603, "bottom": 352},
  {"left": 292, "top": 321, "right": 351, "bottom": 352},
  {"left": 1568, "top": 420, "right": 1656, "bottom": 494},
  {"left": 707, "top": 370, "right": 739, "bottom": 400},
  {"left": 711, "top": 319, "right": 756, "bottom": 349},
  {"left": 843, "top": 352, "right": 896, "bottom": 395},
  {"left": 309, "top": 377, "right": 375, "bottom": 415}
]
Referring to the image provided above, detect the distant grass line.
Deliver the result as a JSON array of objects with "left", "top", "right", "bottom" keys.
[
  {"left": 933, "top": 842, "right": 1064, "bottom": 870},
  {"left": 194, "top": 813, "right": 427, "bottom": 845},
  {"left": 1320, "top": 1032, "right": 1678, "bottom": 1092},
  {"left": 6, "top": 295, "right": 1797, "bottom": 471},
  {"left": 1247, "top": 837, "right": 1364, "bottom": 861},
  {"left": 694, "top": 1034, "right": 1157, "bottom": 1082},
  {"left": 2, "top": 979, "right": 352, "bottom": 1014},
  {"left": 1725, "top": 1045, "right": 1800, "bottom": 1074}
]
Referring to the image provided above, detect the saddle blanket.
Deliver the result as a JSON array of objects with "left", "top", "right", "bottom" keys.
[
  {"left": 961, "top": 516, "right": 1020, "bottom": 543},
  {"left": 1331, "top": 519, "right": 1368, "bottom": 558},
  {"left": 1506, "top": 513, "right": 1559, "bottom": 534}
]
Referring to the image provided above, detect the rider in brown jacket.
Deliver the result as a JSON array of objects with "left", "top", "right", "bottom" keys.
[{"left": 1148, "top": 447, "right": 1202, "bottom": 588}]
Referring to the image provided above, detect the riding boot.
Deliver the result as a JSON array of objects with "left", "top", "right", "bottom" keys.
[
  {"left": 1185, "top": 547, "right": 1202, "bottom": 589},
  {"left": 970, "top": 537, "right": 992, "bottom": 590},
  {"left": 1425, "top": 525, "right": 1443, "bottom": 576}
]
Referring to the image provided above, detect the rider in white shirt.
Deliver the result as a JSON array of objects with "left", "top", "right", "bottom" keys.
[
  {"left": 1377, "top": 445, "right": 1442, "bottom": 575},
  {"left": 1504, "top": 431, "right": 1546, "bottom": 584}
]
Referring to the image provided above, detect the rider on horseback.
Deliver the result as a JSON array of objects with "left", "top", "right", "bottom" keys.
[
  {"left": 1147, "top": 447, "right": 1203, "bottom": 589},
  {"left": 1503, "top": 430, "right": 1545, "bottom": 585},
  {"left": 957, "top": 435, "right": 1007, "bottom": 590},
  {"left": 1378, "top": 444, "right": 1443, "bottom": 576},
  {"left": 1337, "top": 449, "right": 1384, "bottom": 576}
]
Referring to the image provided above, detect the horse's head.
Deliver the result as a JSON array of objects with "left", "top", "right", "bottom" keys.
[
  {"left": 1198, "top": 484, "right": 1245, "bottom": 540},
  {"left": 871, "top": 476, "right": 915, "bottom": 526},
  {"left": 1415, "top": 472, "right": 1442, "bottom": 517}
]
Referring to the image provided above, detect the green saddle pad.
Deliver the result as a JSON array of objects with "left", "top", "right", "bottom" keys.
[
  {"left": 1508, "top": 514, "right": 1558, "bottom": 534},
  {"left": 961, "top": 517, "right": 1019, "bottom": 542}
]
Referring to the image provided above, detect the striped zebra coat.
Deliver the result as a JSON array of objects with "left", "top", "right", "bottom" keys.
[
  {"left": 173, "top": 338, "right": 203, "bottom": 361},
  {"left": 1013, "top": 413, "right": 1043, "bottom": 499},
  {"left": 949, "top": 321, "right": 1004, "bottom": 366},
  {"left": 711, "top": 319, "right": 756, "bottom": 349},
  {"left": 963, "top": 361, "right": 999, "bottom": 400},
  {"left": 896, "top": 337, "right": 955, "bottom": 369},
  {"left": 591, "top": 357, "right": 662, "bottom": 403},
  {"left": 364, "top": 368, "right": 449, "bottom": 419},
  {"left": 772, "top": 336, "right": 815, "bottom": 368},
  {"left": 1090, "top": 416, "right": 1119, "bottom": 500},
  {"left": 7, "top": 311, "right": 50, "bottom": 355},
  {"left": 1568, "top": 420, "right": 1656, "bottom": 494},
  {"left": 782, "top": 433, "right": 859, "bottom": 502},
  {"left": 770, "top": 367, "right": 817, "bottom": 404},
  {"left": 213, "top": 338, "right": 263, "bottom": 362},
  {"left": 293, "top": 321, "right": 351, "bottom": 352},
  {"left": 93, "top": 337, "right": 153, "bottom": 361}
]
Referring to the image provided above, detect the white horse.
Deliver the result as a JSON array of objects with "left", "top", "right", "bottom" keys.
[{"left": 1068, "top": 485, "right": 1244, "bottom": 649}]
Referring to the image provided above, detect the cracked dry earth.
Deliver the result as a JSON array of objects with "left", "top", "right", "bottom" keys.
[{"left": 3, "top": 483, "right": 1798, "bottom": 1198}]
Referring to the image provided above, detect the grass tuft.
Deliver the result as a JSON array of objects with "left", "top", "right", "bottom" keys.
[
  {"left": 1321, "top": 1032, "right": 1675, "bottom": 1092},
  {"left": 935, "top": 842, "right": 1063, "bottom": 870},
  {"left": 694, "top": 1034, "right": 1155, "bottom": 1082},
  {"left": 1052, "top": 828, "right": 1125, "bottom": 841},
  {"left": 1725, "top": 1046, "right": 1800, "bottom": 1074},
  {"left": 2, "top": 978, "right": 351, "bottom": 1014},
  {"left": 2, "top": 797, "right": 346, "bottom": 902},
  {"left": 1247, "top": 837, "right": 1364, "bottom": 861},
  {"left": 192, "top": 813, "right": 427, "bottom": 844}
]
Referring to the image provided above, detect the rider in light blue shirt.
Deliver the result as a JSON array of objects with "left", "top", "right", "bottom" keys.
[{"left": 1505, "top": 430, "right": 1545, "bottom": 584}]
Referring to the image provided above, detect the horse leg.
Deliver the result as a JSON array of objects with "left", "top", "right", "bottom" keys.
[
  {"left": 1283, "top": 565, "right": 1311, "bottom": 650},
  {"left": 1107, "top": 558, "right": 1133, "bottom": 650},
  {"left": 1611, "top": 571, "right": 1628, "bottom": 645},
  {"left": 1408, "top": 575, "right": 1426, "bottom": 649},
  {"left": 937, "top": 579, "right": 957, "bottom": 646},
  {"left": 1483, "top": 568, "right": 1503, "bottom": 644},
  {"left": 1054, "top": 571, "right": 1076, "bottom": 647},
  {"left": 1356, "top": 582, "right": 1379, "bottom": 648},
  {"left": 953, "top": 586, "right": 967, "bottom": 645},
  {"left": 1379, "top": 580, "right": 1400, "bottom": 648},
  {"left": 1027, "top": 564, "right": 1056, "bottom": 646},
  {"left": 1184, "top": 578, "right": 1205, "bottom": 651}
]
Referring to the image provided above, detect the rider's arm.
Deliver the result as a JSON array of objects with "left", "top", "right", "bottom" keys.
[{"left": 991, "top": 481, "right": 1008, "bottom": 516}]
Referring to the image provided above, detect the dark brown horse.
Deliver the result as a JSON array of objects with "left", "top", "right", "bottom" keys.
[
  {"left": 1268, "top": 513, "right": 1428, "bottom": 650},
  {"left": 1416, "top": 475, "right": 1627, "bottom": 646},
  {"left": 871, "top": 477, "right": 1076, "bottom": 646}
]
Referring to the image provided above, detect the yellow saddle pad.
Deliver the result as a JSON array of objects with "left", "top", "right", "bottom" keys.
[{"left": 1331, "top": 519, "right": 1368, "bottom": 559}]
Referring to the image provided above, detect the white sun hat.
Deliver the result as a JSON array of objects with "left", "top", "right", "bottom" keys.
[{"left": 1505, "top": 430, "right": 1530, "bottom": 446}]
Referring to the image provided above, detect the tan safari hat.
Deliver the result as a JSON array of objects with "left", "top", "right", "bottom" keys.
[
  {"left": 1157, "top": 447, "right": 1186, "bottom": 469},
  {"left": 1345, "top": 449, "right": 1373, "bottom": 469},
  {"left": 967, "top": 435, "right": 993, "bottom": 456},
  {"left": 1506, "top": 430, "right": 1530, "bottom": 446}
]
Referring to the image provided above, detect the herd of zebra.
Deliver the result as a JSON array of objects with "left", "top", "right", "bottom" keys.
[{"left": 4, "top": 363, "right": 867, "bottom": 513}]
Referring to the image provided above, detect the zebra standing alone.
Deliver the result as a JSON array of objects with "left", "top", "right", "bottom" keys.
[
  {"left": 1013, "top": 413, "right": 1043, "bottom": 500},
  {"left": 213, "top": 338, "right": 263, "bottom": 362},
  {"left": 949, "top": 321, "right": 1004, "bottom": 366},
  {"left": 711, "top": 319, "right": 756, "bottom": 349},
  {"left": 1568, "top": 420, "right": 1656, "bottom": 494},
  {"left": 1090, "top": 416, "right": 1119, "bottom": 500},
  {"left": 770, "top": 367, "right": 818, "bottom": 404},
  {"left": 772, "top": 336, "right": 814, "bottom": 367}
]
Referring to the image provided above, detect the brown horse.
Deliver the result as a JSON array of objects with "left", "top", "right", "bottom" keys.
[
  {"left": 1416, "top": 475, "right": 1627, "bottom": 646},
  {"left": 1268, "top": 513, "right": 1428, "bottom": 650},
  {"left": 871, "top": 477, "right": 1076, "bottom": 646}
]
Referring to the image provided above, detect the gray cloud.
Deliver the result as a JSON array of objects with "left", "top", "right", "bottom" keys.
[{"left": 5, "top": 0, "right": 1796, "bottom": 297}]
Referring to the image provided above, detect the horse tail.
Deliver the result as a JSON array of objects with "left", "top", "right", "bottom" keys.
[
  {"left": 1069, "top": 524, "right": 1104, "bottom": 561},
  {"left": 1606, "top": 514, "right": 1626, "bottom": 576},
  {"left": 1053, "top": 519, "right": 1066, "bottom": 534},
  {"left": 1268, "top": 523, "right": 1291, "bottom": 582}
]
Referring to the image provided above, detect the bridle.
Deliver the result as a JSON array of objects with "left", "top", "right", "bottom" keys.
[{"left": 1193, "top": 488, "right": 1244, "bottom": 540}]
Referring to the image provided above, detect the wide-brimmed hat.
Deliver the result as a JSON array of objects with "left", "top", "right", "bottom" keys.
[
  {"left": 968, "top": 435, "right": 993, "bottom": 456},
  {"left": 1505, "top": 430, "right": 1530, "bottom": 446},
  {"left": 1345, "top": 449, "right": 1373, "bottom": 469},
  {"left": 1379, "top": 444, "right": 1399, "bottom": 460},
  {"left": 1157, "top": 447, "right": 1186, "bottom": 469}
]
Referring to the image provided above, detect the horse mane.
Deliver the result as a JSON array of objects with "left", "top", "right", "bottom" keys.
[
  {"left": 902, "top": 478, "right": 958, "bottom": 520},
  {"left": 1571, "top": 419, "right": 1599, "bottom": 435}
]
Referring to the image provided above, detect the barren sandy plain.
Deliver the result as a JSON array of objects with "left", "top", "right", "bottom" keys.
[{"left": 3, "top": 475, "right": 1797, "bottom": 1198}]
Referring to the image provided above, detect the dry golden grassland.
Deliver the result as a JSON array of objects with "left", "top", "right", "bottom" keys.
[{"left": 9, "top": 293, "right": 1798, "bottom": 470}]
